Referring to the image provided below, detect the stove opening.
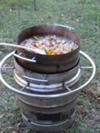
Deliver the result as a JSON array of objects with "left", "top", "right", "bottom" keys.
[
  {"left": 36, "top": 113, "right": 65, "bottom": 122},
  {"left": 23, "top": 108, "right": 75, "bottom": 123}
]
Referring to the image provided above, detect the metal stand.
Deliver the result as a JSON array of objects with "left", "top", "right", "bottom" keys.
[{"left": 0, "top": 50, "right": 96, "bottom": 97}]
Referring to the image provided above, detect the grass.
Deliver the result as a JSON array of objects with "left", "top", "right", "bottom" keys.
[{"left": 0, "top": 0, "right": 100, "bottom": 132}]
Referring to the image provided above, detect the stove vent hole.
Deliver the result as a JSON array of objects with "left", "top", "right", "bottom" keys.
[
  {"left": 28, "top": 112, "right": 69, "bottom": 123},
  {"left": 37, "top": 113, "right": 60, "bottom": 122}
]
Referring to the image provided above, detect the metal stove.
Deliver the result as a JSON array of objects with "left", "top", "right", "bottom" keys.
[{"left": 0, "top": 43, "right": 96, "bottom": 133}]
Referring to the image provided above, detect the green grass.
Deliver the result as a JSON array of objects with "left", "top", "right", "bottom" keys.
[{"left": 0, "top": 0, "right": 100, "bottom": 132}]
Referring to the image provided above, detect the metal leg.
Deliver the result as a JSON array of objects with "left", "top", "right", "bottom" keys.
[{"left": 33, "top": 0, "right": 37, "bottom": 11}]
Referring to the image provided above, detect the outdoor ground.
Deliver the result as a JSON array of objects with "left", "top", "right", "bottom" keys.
[{"left": 0, "top": 0, "right": 100, "bottom": 133}]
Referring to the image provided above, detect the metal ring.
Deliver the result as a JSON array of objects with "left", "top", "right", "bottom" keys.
[
  {"left": 14, "top": 68, "right": 81, "bottom": 89},
  {"left": 0, "top": 51, "right": 96, "bottom": 98},
  {"left": 13, "top": 68, "right": 81, "bottom": 93}
]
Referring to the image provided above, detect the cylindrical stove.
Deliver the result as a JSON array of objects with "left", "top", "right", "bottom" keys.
[
  {"left": 13, "top": 57, "right": 80, "bottom": 132},
  {"left": 0, "top": 48, "right": 96, "bottom": 133}
]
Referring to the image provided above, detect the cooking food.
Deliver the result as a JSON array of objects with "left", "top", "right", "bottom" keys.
[{"left": 21, "top": 35, "right": 78, "bottom": 55}]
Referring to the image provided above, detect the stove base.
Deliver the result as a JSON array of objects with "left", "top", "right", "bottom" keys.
[{"left": 21, "top": 110, "right": 75, "bottom": 133}]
